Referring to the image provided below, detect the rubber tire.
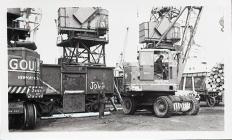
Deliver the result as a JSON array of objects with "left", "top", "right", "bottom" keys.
[
  {"left": 182, "top": 95, "right": 192, "bottom": 102},
  {"left": 169, "top": 95, "right": 181, "bottom": 102},
  {"left": 185, "top": 97, "right": 200, "bottom": 115},
  {"left": 122, "top": 96, "right": 136, "bottom": 115},
  {"left": 153, "top": 96, "right": 173, "bottom": 118},
  {"left": 24, "top": 103, "right": 37, "bottom": 129},
  {"left": 206, "top": 96, "right": 216, "bottom": 107}
]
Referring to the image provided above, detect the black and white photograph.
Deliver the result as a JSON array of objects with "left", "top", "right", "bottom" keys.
[{"left": 0, "top": 0, "right": 231, "bottom": 139}]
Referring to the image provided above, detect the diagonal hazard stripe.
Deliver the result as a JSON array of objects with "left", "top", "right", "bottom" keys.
[
  {"left": 8, "top": 86, "right": 43, "bottom": 95},
  {"left": 8, "top": 86, "right": 28, "bottom": 94},
  {"left": 8, "top": 86, "right": 12, "bottom": 92},
  {"left": 21, "top": 87, "right": 27, "bottom": 93},
  {"left": 11, "top": 86, "right": 17, "bottom": 93},
  {"left": 26, "top": 86, "right": 30, "bottom": 94},
  {"left": 16, "top": 87, "right": 22, "bottom": 93}
]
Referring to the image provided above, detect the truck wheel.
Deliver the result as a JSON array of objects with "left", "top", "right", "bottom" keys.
[
  {"left": 153, "top": 96, "right": 173, "bottom": 118},
  {"left": 185, "top": 97, "right": 200, "bottom": 115},
  {"left": 206, "top": 96, "right": 216, "bottom": 107},
  {"left": 122, "top": 97, "right": 136, "bottom": 115},
  {"left": 24, "top": 103, "right": 37, "bottom": 129}
]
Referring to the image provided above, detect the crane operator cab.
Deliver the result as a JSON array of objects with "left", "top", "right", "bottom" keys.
[
  {"left": 153, "top": 51, "right": 169, "bottom": 80},
  {"left": 138, "top": 49, "right": 177, "bottom": 81}
]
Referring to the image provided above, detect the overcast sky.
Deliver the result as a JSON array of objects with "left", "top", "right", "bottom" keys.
[{"left": 35, "top": 2, "right": 226, "bottom": 69}]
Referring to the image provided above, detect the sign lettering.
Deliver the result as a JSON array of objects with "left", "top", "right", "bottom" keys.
[
  {"left": 9, "top": 58, "right": 40, "bottom": 71},
  {"left": 89, "top": 82, "right": 105, "bottom": 90}
]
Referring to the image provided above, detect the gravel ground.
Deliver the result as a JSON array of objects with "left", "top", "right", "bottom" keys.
[{"left": 14, "top": 103, "right": 224, "bottom": 132}]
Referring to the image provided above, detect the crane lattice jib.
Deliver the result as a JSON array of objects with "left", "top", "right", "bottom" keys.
[
  {"left": 177, "top": 6, "right": 203, "bottom": 83},
  {"left": 182, "top": 7, "right": 203, "bottom": 63}
]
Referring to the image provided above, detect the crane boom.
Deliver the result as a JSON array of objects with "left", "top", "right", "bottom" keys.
[
  {"left": 119, "top": 27, "right": 129, "bottom": 68},
  {"left": 177, "top": 6, "right": 203, "bottom": 83}
]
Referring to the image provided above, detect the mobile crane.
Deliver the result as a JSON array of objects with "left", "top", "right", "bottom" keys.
[{"left": 121, "top": 6, "right": 203, "bottom": 117}]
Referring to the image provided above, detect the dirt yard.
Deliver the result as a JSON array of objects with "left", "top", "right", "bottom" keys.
[{"left": 14, "top": 103, "right": 224, "bottom": 132}]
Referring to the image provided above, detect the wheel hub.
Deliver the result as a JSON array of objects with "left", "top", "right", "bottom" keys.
[
  {"left": 158, "top": 104, "right": 165, "bottom": 111},
  {"left": 153, "top": 96, "right": 173, "bottom": 118},
  {"left": 122, "top": 97, "right": 136, "bottom": 115}
]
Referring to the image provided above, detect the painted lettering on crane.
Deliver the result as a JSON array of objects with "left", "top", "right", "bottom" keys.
[
  {"left": 89, "top": 82, "right": 105, "bottom": 90},
  {"left": 8, "top": 58, "right": 40, "bottom": 72}
]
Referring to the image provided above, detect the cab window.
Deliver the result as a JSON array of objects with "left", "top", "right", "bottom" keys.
[
  {"left": 185, "top": 77, "right": 193, "bottom": 90},
  {"left": 194, "top": 76, "right": 205, "bottom": 90},
  {"left": 139, "top": 51, "right": 154, "bottom": 65},
  {"left": 179, "top": 77, "right": 184, "bottom": 90}
]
